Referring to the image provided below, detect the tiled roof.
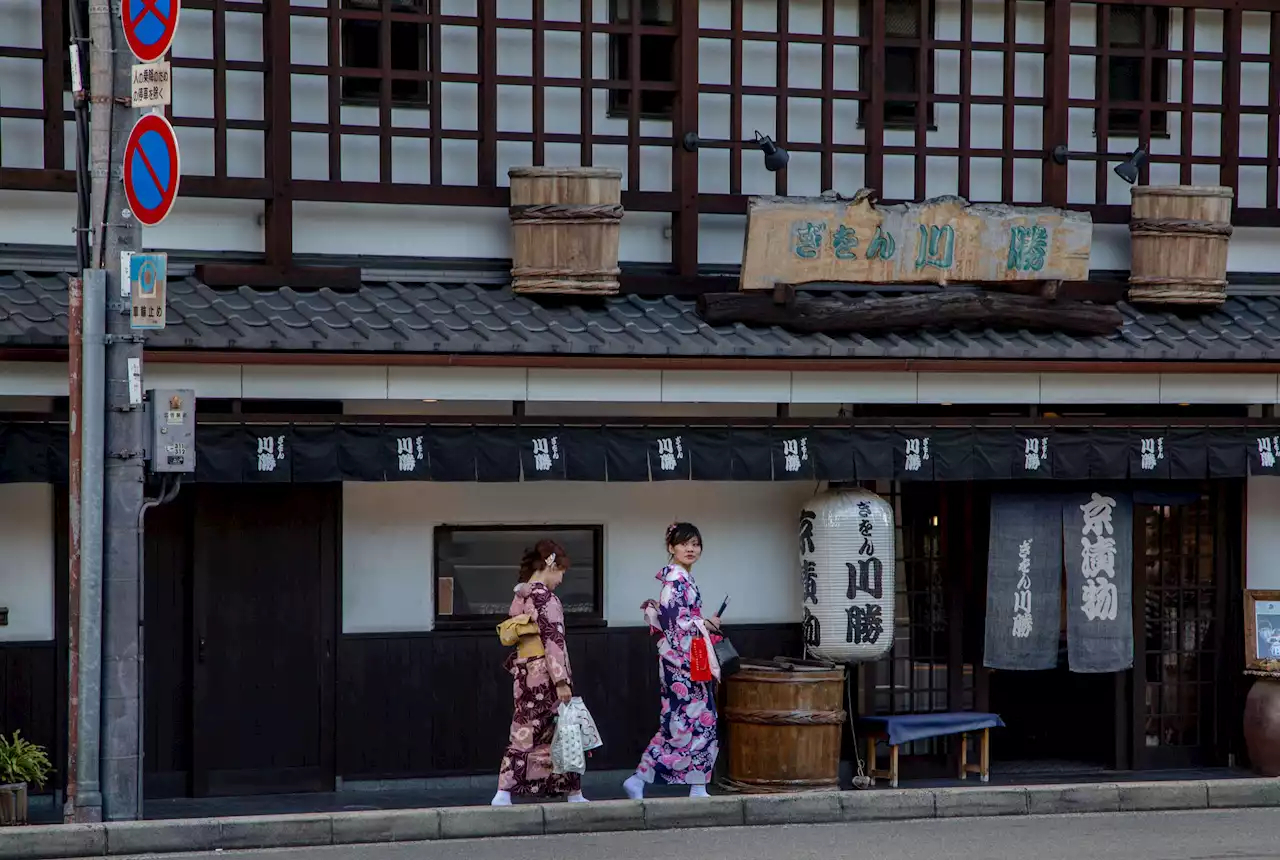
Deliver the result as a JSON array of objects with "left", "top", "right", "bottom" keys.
[{"left": 2, "top": 270, "right": 1280, "bottom": 361}]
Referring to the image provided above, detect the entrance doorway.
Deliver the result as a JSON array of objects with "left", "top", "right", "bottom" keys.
[{"left": 144, "top": 484, "right": 340, "bottom": 798}]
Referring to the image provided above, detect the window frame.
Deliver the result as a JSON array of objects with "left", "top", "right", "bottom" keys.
[
  {"left": 606, "top": 0, "right": 678, "bottom": 121},
  {"left": 339, "top": 0, "right": 431, "bottom": 110},
  {"left": 857, "top": 0, "right": 937, "bottom": 131},
  {"left": 431, "top": 523, "right": 607, "bottom": 630},
  {"left": 1099, "top": 4, "right": 1171, "bottom": 139}
]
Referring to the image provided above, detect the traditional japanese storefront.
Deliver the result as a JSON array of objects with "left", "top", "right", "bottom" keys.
[{"left": 121, "top": 412, "right": 1253, "bottom": 795}]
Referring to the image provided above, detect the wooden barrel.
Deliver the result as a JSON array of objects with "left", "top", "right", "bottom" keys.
[
  {"left": 508, "top": 166, "right": 623, "bottom": 296},
  {"left": 721, "top": 659, "right": 846, "bottom": 793},
  {"left": 1128, "top": 185, "right": 1234, "bottom": 306}
]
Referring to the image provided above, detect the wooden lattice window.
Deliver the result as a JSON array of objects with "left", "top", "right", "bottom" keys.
[
  {"left": 1103, "top": 5, "right": 1169, "bottom": 137},
  {"left": 340, "top": 0, "right": 429, "bottom": 108},
  {"left": 608, "top": 0, "right": 677, "bottom": 120},
  {"left": 860, "top": 0, "right": 935, "bottom": 129}
]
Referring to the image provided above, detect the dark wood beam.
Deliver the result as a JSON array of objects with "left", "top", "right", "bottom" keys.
[{"left": 696, "top": 289, "right": 1124, "bottom": 336}]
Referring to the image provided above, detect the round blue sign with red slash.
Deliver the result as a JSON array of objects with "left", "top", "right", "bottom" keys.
[
  {"left": 121, "top": 0, "right": 181, "bottom": 64},
  {"left": 123, "top": 113, "right": 181, "bottom": 227}
]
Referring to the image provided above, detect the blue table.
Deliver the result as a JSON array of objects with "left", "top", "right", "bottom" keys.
[{"left": 859, "top": 712, "right": 1005, "bottom": 787}]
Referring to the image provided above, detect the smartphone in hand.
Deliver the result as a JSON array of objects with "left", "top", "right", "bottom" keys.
[{"left": 717, "top": 596, "right": 730, "bottom": 618}]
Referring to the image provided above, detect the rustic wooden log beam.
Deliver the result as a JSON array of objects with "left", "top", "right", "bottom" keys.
[{"left": 696, "top": 289, "right": 1124, "bottom": 336}]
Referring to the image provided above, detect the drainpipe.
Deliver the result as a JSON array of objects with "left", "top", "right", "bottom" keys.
[
  {"left": 65, "top": 0, "right": 92, "bottom": 821},
  {"left": 136, "top": 475, "right": 181, "bottom": 819}
]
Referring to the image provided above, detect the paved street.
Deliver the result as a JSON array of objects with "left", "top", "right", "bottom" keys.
[{"left": 109, "top": 808, "right": 1276, "bottom": 860}]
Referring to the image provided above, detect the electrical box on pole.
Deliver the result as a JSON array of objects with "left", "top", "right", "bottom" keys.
[{"left": 144, "top": 389, "right": 195, "bottom": 474}]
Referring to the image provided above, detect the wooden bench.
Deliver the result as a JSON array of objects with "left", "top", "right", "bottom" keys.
[{"left": 859, "top": 712, "right": 1005, "bottom": 789}]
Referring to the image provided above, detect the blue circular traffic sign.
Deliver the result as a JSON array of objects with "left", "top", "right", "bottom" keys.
[
  {"left": 122, "top": 0, "right": 180, "bottom": 63},
  {"left": 123, "top": 113, "right": 181, "bottom": 227}
]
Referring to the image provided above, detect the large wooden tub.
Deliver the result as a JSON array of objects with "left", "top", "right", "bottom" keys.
[
  {"left": 507, "top": 166, "right": 623, "bottom": 296},
  {"left": 1128, "top": 185, "right": 1234, "bottom": 306},
  {"left": 721, "top": 659, "right": 847, "bottom": 793}
]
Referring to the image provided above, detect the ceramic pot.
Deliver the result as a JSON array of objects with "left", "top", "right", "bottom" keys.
[{"left": 1243, "top": 677, "right": 1280, "bottom": 777}]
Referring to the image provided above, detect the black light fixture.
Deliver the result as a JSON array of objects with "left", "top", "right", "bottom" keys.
[
  {"left": 754, "top": 130, "right": 789, "bottom": 172},
  {"left": 1114, "top": 146, "right": 1148, "bottom": 185}
]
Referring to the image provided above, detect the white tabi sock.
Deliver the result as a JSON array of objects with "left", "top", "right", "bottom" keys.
[
  {"left": 622, "top": 774, "right": 645, "bottom": 800},
  {"left": 567, "top": 792, "right": 589, "bottom": 803},
  {"left": 490, "top": 789, "right": 513, "bottom": 806},
  {"left": 689, "top": 784, "right": 709, "bottom": 798}
]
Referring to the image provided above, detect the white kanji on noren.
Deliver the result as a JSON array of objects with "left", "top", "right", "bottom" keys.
[
  {"left": 903, "top": 437, "right": 930, "bottom": 472},
  {"left": 1259, "top": 436, "right": 1280, "bottom": 469},
  {"left": 1011, "top": 537, "right": 1033, "bottom": 639},
  {"left": 531, "top": 436, "right": 560, "bottom": 472},
  {"left": 783, "top": 437, "right": 809, "bottom": 473},
  {"left": 1024, "top": 437, "right": 1048, "bottom": 471},
  {"left": 1139, "top": 437, "right": 1165, "bottom": 471},
  {"left": 256, "top": 435, "right": 285, "bottom": 473},
  {"left": 655, "top": 436, "right": 684, "bottom": 472},
  {"left": 396, "top": 436, "right": 424, "bottom": 473},
  {"left": 1079, "top": 492, "right": 1118, "bottom": 622}
]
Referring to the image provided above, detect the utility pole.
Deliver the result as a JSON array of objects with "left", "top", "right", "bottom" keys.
[{"left": 89, "top": 0, "right": 145, "bottom": 821}]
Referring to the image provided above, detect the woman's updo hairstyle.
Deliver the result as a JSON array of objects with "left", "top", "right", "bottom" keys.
[
  {"left": 665, "top": 522, "right": 702, "bottom": 549},
  {"left": 518, "top": 538, "right": 570, "bottom": 583}
]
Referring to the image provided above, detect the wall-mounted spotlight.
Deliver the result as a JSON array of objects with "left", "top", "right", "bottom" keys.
[
  {"left": 1113, "top": 146, "right": 1148, "bottom": 185},
  {"left": 755, "top": 130, "right": 789, "bottom": 172}
]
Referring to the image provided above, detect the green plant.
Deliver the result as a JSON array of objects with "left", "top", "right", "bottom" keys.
[{"left": 0, "top": 732, "right": 51, "bottom": 789}]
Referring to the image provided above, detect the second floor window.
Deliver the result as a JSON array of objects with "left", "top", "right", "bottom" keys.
[
  {"left": 1103, "top": 6, "right": 1169, "bottom": 137},
  {"left": 608, "top": 0, "right": 677, "bottom": 120},
  {"left": 340, "top": 0, "right": 429, "bottom": 108},
  {"left": 860, "top": 0, "right": 934, "bottom": 129}
]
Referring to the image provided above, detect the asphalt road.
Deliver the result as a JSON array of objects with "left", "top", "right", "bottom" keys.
[{"left": 115, "top": 809, "right": 1278, "bottom": 860}]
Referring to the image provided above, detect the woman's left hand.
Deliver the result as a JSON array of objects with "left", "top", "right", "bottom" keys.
[
  {"left": 706, "top": 615, "right": 722, "bottom": 632},
  {"left": 556, "top": 681, "right": 573, "bottom": 704}
]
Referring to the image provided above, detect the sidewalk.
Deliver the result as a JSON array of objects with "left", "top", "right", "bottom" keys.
[{"left": 2, "top": 775, "right": 1279, "bottom": 860}]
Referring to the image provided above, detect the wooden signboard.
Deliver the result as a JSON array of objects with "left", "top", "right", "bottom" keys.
[
  {"left": 1245, "top": 590, "right": 1280, "bottom": 677},
  {"left": 739, "top": 194, "right": 1093, "bottom": 292}
]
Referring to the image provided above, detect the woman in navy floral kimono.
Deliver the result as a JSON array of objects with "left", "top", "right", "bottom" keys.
[{"left": 623, "top": 522, "right": 721, "bottom": 800}]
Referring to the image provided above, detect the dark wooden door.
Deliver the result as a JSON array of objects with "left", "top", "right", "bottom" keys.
[
  {"left": 1129, "top": 485, "right": 1232, "bottom": 770},
  {"left": 191, "top": 485, "right": 338, "bottom": 796}
]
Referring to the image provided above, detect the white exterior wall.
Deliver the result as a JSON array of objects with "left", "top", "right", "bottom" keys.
[
  {"left": 341, "top": 480, "right": 813, "bottom": 633},
  {"left": 0, "top": 484, "right": 55, "bottom": 642},
  {"left": 1248, "top": 476, "right": 1280, "bottom": 590},
  {"left": 2, "top": 0, "right": 1278, "bottom": 269}
]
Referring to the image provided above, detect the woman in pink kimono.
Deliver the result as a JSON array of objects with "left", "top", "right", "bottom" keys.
[
  {"left": 491, "top": 539, "right": 587, "bottom": 805},
  {"left": 623, "top": 522, "right": 721, "bottom": 800}
]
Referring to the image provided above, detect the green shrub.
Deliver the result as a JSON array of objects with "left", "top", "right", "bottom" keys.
[{"left": 0, "top": 732, "right": 52, "bottom": 789}]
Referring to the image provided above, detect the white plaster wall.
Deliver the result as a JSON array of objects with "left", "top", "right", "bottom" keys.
[
  {"left": 1247, "top": 476, "right": 1280, "bottom": 590},
  {"left": 341, "top": 480, "right": 812, "bottom": 633},
  {"left": 4, "top": 0, "right": 1279, "bottom": 269},
  {"left": 0, "top": 484, "right": 55, "bottom": 642}
]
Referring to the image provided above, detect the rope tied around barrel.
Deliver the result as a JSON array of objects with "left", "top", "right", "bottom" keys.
[
  {"left": 1130, "top": 218, "right": 1234, "bottom": 238},
  {"left": 723, "top": 706, "right": 849, "bottom": 726},
  {"left": 509, "top": 203, "right": 624, "bottom": 226}
]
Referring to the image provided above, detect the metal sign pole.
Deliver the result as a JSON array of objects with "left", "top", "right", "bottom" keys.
[{"left": 91, "top": 0, "right": 145, "bottom": 821}]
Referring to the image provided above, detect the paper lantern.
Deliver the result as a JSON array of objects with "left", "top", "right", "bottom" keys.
[{"left": 800, "top": 488, "right": 896, "bottom": 663}]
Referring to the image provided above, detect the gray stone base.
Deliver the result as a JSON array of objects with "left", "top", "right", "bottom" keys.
[{"left": 1, "top": 777, "right": 1277, "bottom": 859}]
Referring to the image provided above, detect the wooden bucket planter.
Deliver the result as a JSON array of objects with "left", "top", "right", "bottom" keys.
[
  {"left": 721, "top": 660, "right": 846, "bottom": 793},
  {"left": 508, "top": 166, "right": 623, "bottom": 296},
  {"left": 0, "top": 783, "right": 28, "bottom": 826},
  {"left": 1128, "top": 185, "right": 1234, "bottom": 306}
]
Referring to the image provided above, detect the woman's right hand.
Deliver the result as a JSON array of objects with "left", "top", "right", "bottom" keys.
[{"left": 556, "top": 681, "right": 572, "bottom": 704}]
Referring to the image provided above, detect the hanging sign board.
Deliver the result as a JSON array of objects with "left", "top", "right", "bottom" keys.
[
  {"left": 131, "top": 61, "right": 172, "bottom": 108},
  {"left": 739, "top": 195, "right": 1093, "bottom": 291},
  {"left": 128, "top": 252, "right": 168, "bottom": 330},
  {"left": 123, "top": 112, "right": 181, "bottom": 227},
  {"left": 1246, "top": 590, "right": 1280, "bottom": 677},
  {"left": 121, "top": 0, "right": 181, "bottom": 64}
]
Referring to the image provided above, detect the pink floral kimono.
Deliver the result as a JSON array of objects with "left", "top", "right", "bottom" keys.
[
  {"left": 634, "top": 563, "right": 719, "bottom": 786},
  {"left": 497, "top": 581, "right": 580, "bottom": 797}
]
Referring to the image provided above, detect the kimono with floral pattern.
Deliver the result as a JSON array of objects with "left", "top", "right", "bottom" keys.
[
  {"left": 634, "top": 564, "right": 719, "bottom": 785},
  {"left": 497, "top": 581, "right": 580, "bottom": 797}
]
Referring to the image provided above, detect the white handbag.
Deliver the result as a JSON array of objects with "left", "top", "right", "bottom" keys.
[
  {"left": 570, "top": 697, "right": 603, "bottom": 752},
  {"left": 550, "top": 702, "right": 586, "bottom": 775}
]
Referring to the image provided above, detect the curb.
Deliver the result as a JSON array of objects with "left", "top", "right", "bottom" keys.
[{"left": 1, "top": 778, "right": 1277, "bottom": 859}]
